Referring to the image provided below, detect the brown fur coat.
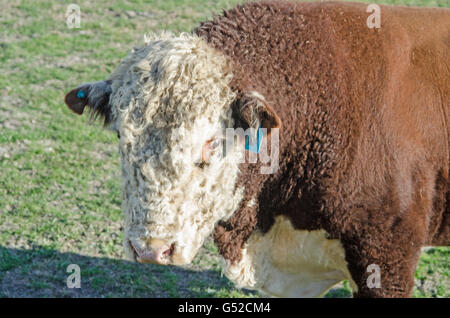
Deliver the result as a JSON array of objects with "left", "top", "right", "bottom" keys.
[{"left": 195, "top": 1, "right": 449, "bottom": 297}]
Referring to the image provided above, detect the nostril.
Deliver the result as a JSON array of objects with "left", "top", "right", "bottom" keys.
[
  {"left": 163, "top": 243, "right": 175, "bottom": 257},
  {"left": 130, "top": 239, "right": 174, "bottom": 264},
  {"left": 129, "top": 240, "right": 139, "bottom": 259}
]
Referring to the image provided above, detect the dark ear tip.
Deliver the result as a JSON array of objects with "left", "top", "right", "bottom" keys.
[
  {"left": 65, "top": 88, "right": 88, "bottom": 115},
  {"left": 261, "top": 103, "right": 281, "bottom": 130}
]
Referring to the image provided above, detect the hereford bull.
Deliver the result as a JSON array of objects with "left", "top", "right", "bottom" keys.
[{"left": 65, "top": 1, "right": 449, "bottom": 297}]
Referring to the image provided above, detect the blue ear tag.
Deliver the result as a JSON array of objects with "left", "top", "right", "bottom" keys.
[
  {"left": 77, "top": 90, "right": 86, "bottom": 99},
  {"left": 245, "top": 123, "right": 264, "bottom": 153}
]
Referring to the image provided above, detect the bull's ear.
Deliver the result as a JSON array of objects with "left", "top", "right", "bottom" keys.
[
  {"left": 231, "top": 91, "right": 281, "bottom": 136},
  {"left": 64, "top": 80, "right": 112, "bottom": 125}
]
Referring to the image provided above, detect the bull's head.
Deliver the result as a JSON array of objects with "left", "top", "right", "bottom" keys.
[{"left": 65, "top": 34, "right": 280, "bottom": 266}]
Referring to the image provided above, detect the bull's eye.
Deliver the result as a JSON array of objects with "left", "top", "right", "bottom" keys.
[{"left": 200, "top": 138, "right": 222, "bottom": 165}]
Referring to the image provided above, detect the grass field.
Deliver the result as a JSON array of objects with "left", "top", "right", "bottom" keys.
[{"left": 0, "top": 0, "right": 448, "bottom": 298}]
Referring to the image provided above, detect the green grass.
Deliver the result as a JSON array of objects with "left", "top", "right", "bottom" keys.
[{"left": 0, "top": 0, "right": 448, "bottom": 298}]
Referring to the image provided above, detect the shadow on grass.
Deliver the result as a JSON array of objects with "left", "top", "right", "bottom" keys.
[{"left": 0, "top": 245, "right": 258, "bottom": 298}]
